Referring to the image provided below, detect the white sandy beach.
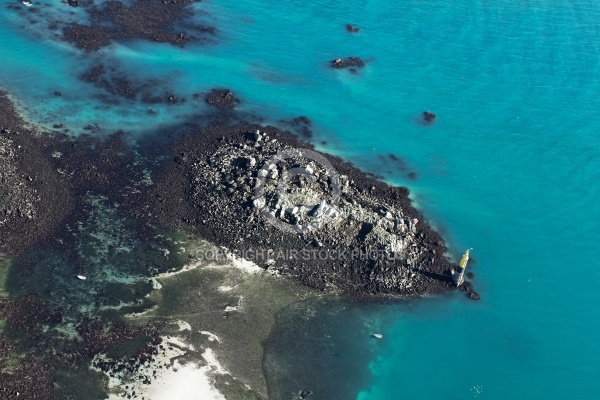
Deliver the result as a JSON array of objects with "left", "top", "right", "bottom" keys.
[
  {"left": 100, "top": 331, "right": 230, "bottom": 400},
  {"left": 100, "top": 247, "right": 265, "bottom": 400},
  {"left": 143, "top": 348, "right": 228, "bottom": 400}
]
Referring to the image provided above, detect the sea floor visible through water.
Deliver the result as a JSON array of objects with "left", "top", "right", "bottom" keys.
[{"left": 1, "top": 0, "right": 600, "bottom": 399}]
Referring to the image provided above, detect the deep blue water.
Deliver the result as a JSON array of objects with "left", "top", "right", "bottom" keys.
[{"left": 2, "top": 0, "right": 600, "bottom": 398}]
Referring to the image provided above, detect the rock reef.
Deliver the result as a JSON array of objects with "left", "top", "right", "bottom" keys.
[
  {"left": 0, "top": 89, "right": 463, "bottom": 300},
  {"left": 0, "top": 93, "right": 72, "bottom": 255},
  {"left": 345, "top": 24, "right": 360, "bottom": 33},
  {"left": 60, "top": 0, "right": 215, "bottom": 51},
  {"left": 0, "top": 87, "right": 468, "bottom": 397},
  {"left": 145, "top": 115, "right": 456, "bottom": 299},
  {"left": 422, "top": 111, "right": 436, "bottom": 124},
  {"left": 330, "top": 56, "right": 366, "bottom": 70},
  {"left": 204, "top": 88, "right": 240, "bottom": 111},
  {"left": 0, "top": 134, "right": 36, "bottom": 224}
]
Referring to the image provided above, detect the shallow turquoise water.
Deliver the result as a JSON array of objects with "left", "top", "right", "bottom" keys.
[{"left": 2, "top": 0, "right": 599, "bottom": 398}]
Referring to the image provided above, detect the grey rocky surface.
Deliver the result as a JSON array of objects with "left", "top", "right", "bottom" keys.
[
  {"left": 0, "top": 93, "right": 73, "bottom": 255},
  {"left": 146, "top": 120, "right": 455, "bottom": 299},
  {"left": 0, "top": 134, "right": 36, "bottom": 225}
]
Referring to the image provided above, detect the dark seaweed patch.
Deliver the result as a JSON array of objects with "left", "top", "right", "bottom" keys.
[
  {"left": 278, "top": 115, "right": 313, "bottom": 138},
  {"left": 62, "top": 0, "right": 215, "bottom": 51},
  {"left": 79, "top": 63, "right": 183, "bottom": 104},
  {"left": 376, "top": 153, "right": 419, "bottom": 181}
]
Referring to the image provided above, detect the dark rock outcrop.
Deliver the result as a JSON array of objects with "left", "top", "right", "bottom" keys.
[
  {"left": 205, "top": 89, "right": 240, "bottom": 111},
  {"left": 423, "top": 111, "right": 436, "bottom": 123},
  {"left": 468, "top": 291, "right": 480, "bottom": 300},
  {"left": 345, "top": 24, "right": 360, "bottom": 33},
  {"left": 331, "top": 56, "right": 366, "bottom": 70},
  {"left": 61, "top": 0, "right": 215, "bottom": 51},
  {"left": 140, "top": 113, "right": 457, "bottom": 299},
  {"left": 0, "top": 93, "right": 73, "bottom": 255},
  {"left": 300, "top": 389, "right": 312, "bottom": 399}
]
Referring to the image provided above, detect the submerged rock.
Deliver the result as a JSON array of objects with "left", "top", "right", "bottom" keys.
[
  {"left": 468, "top": 291, "right": 480, "bottom": 300},
  {"left": 60, "top": 0, "right": 213, "bottom": 51},
  {"left": 345, "top": 24, "right": 360, "bottom": 33},
  {"left": 205, "top": 88, "right": 240, "bottom": 110},
  {"left": 330, "top": 56, "right": 366, "bottom": 69},
  {"left": 423, "top": 111, "right": 436, "bottom": 123}
]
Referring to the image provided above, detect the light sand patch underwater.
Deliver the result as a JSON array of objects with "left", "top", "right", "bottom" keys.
[{"left": 97, "top": 237, "right": 320, "bottom": 400}]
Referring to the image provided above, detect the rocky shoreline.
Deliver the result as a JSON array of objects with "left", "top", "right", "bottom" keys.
[
  {"left": 0, "top": 0, "right": 479, "bottom": 396},
  {"left": 0, "top": 89, "right": 461, "bottom": 298},
  {"left": 0, "top": 92, "right": 167, "bottom": 398},
  {"left": 0, "top": 86, "right": 472, "bottom": 398},
  {"left": 0, "top": 93, "right": 73, "bottom": 256},
  {"left": 138, "top": 108, "right": 458, "bottom": 300}
]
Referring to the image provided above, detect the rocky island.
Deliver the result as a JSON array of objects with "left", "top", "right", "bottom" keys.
[
  {"left": 0, "top": 0, "right": 481, "bottom": 397},
  {"left": 0, "top": 89, "right": 459, "bottom": 299},
  {"left": 0, "top": 88, "right": 472, "bottom": 399},
  {"left": 144, "top": 119, "right": 456, "bottom": 299}
]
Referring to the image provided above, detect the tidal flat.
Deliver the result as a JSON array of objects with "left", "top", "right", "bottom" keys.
[{"left": 0, "top": 86, "right": 460, "bottom": 398}]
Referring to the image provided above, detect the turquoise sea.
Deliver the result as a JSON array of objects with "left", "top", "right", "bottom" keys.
[{"left": 2, "top": 0, "right": 599, "bottom": 398}]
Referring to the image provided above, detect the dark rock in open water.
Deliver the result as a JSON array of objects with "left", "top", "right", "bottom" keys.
[
  {"left": 423, "top": 111, "right": 436, "bottom": 123},
  {"left": 345, "top": 24, "right": 360, "bottom": 33},
  {"left": 331, "top": 56, "right": 366, "bottom": 70},
  {"left": 468, "top": 291, "right": 480, "bottom": 300},
  {"left": 459, "top": 280, "right": 480, "bottom": 300}
]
